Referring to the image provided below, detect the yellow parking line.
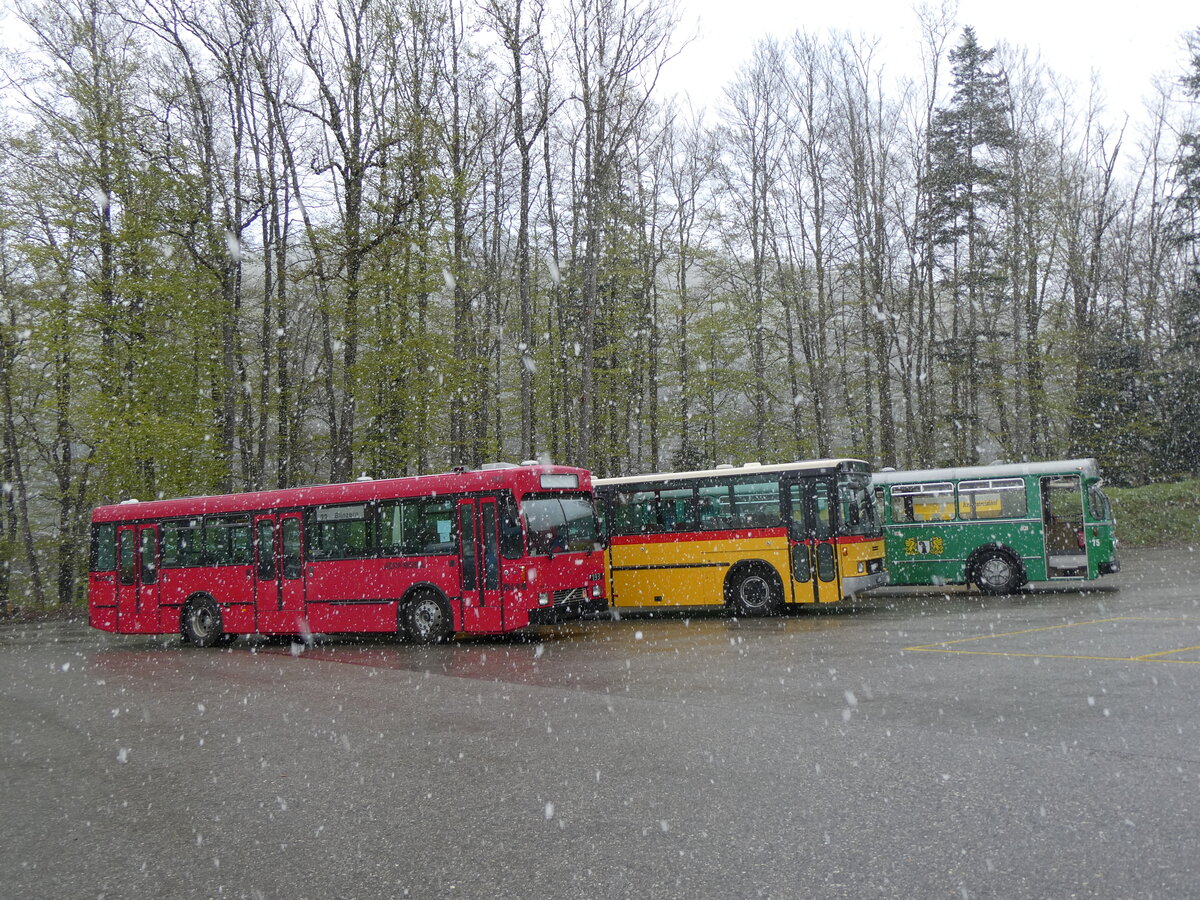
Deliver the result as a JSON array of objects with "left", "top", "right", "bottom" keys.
[
  {"left": 904, "top": 617, "right": 1151, "bottom": 652},
  {"left": 905, "top": 616, "right": 1200, "bottom": 664},
  {"left": 1133, "top": 644, "right": 1200, "bottom": 661}
]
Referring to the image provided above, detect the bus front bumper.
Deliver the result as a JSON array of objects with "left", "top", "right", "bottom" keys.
[
  {"left": 843, "top": 571, "right": 890, "bottom": 596},
  {"left": 527, "top": 596, "right": 609, "bottom": 626}
]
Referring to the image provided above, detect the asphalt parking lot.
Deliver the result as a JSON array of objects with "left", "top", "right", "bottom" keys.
[{"left": 3, "top": 546, "right": 1199, "bottom": 898}]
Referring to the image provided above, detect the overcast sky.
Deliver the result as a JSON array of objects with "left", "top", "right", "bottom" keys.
[{"left": 660, "top": 0, "right": 1198, "bottom": 122}]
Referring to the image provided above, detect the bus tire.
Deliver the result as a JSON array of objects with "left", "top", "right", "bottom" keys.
[
  {"left": 181, "top": 595, "right": 224, "bottom": 648},
  {"left": 403, "top": 590, "right": 453, "bottom": 644},
  {"left": 726, "top": 565, "right": 782, "bottom": 617},
  {"left": 970, "top": 549, "right": 1023, "bottom": 595}
]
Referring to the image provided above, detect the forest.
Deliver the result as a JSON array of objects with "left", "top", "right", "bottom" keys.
[{"left": 1, "top": 0, "right": 1199, "bottom": 607}]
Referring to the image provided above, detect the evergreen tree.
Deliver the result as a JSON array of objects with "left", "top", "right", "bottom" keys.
[
  {"left": 922, "top": 27, "right": 1014, "bottom": 463},
  {"left": 1163, "top": 31, "right": 1200, "bottom": 477}
]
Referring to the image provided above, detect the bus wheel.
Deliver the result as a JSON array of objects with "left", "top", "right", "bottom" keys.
[
  {"left": 404, "top": 591, "right": 452, "bottom": 644},
  {"left": 972, "top": 551, "right": 1021, "bottom": 595},
  {"left": 181, "top": 596, "right": 224, "bottom": 648},
  {"left": 727, "top": 567, "right": 781, "bottom": 617}
]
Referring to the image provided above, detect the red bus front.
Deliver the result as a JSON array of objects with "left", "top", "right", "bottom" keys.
[{"left": 489, "top": 484, "right": 608, "bottom": 631}]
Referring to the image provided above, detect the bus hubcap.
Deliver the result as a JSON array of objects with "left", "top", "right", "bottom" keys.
[
  {"left": 980, "top": 558, "right": 1011, "bottom": 589},
  {"left": 740, "top": 576, "right": 770, "bottom": 609},
  {"left": 413, "top": 599, "right": 442, "bottom": 637},
  {"left": 192, "top": 607, "right": 214, "bottom": 637}
]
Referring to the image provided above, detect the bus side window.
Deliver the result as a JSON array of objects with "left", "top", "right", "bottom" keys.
[
  {"left": 282, "top": 518, "right": 302, "bottom": 579},
  {"left": 92, "top": 524, "right": 117, "bottom": 572},
  {"left": 206, "top": 516, "right": 252, "bottom": 566},
  {"left": 256, "top": 521, "right": 276, "bottom": 580},
  {"left": 162, "top": 519, "right": 203, "bottom": 567},
  {"left": 696, "top": 484, "right": 733, "bottom": 531},
  {"left": 891, "top": 483, "right": 953, "bottom": 522},
  {"left": 140, "top": 529, "right": 157, "bottom": 585},
  {"left": 732, "top": 480, "right": 781, "bottom": 528},
  {"left": 958, "top": 479, "right": 1026, "bottom": 520},
  {"left": 309, "top": 505, "right": 373, "bottom": 560},
  {"left": 118, "top": 530, "right": 136, "bottom": 585},
  {"left": 632, "top": 491, "right": 661, "bottom": 534},
  {"left": 661, "top": 488, "right": 694, "bottom": 532},
  {"left": 499, "top": 494, "right": 524, "bottom": 559}
]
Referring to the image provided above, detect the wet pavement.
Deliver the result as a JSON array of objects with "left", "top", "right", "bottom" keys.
[{"left": 3, "top": 547, "right": 1200, "bottom": 898}]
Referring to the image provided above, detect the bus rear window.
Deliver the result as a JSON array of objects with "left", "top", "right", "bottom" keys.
[
  {"left": 523, "top": 496, "right": 600, "bottom": 555},
  {"left": 91, "top": 523, "right": 116, "bottom": 572}
]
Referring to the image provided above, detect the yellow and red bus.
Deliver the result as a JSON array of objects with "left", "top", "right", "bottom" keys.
[
  {"left": 89, "top": 463, "right": 606, "bottom": 645},
  {"left": 594, "top": 459, "right": 887, "bottom": 615}
]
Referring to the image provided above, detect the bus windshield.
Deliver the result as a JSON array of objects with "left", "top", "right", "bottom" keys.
[
  {"left": 523, "top": 495, "right": 602, "bottom": 555},
  {"left": 839, "top": 474, "right": 881, "bottom": 537}
]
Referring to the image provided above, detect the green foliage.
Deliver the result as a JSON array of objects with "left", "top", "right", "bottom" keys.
[{"left": 1107, "top": 481, "right": 1200, "bottom": 548}]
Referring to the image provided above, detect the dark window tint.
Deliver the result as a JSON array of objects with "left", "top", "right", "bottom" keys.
[
  {"left": 118, "top": 530, "right": 136, "bottom": 585},
  {"left": 696, "top": 484, "right": 735, "bottom": 531},
  {"left": 482, "top": 503, "right": 500, "bottom": 590},
  {"left": 282, "top": 518, "right": 302, "bottom": 579},
  {"left": 811, "top": 480, "right": 833, "bottom": 540},
  {"left": 379, "top": 499, "right": 456, "bottom": 556},
  {"left": 162, "top": 519, "right": 204, "bottom": 567},
  {"left": 608, "top": 489, "right": 662, "bottom": 535},
  {"left": 256, "top": 520, "right": 276, "bottom": 580},
  {"left": 206, "top": 516, "right": 252, "bottom": 566},
  {"left": 92, "top": 524, "right": 117, "bottom": 572},
  {"left": 139, "top": 529, "right": 157, "bottom": 585},
  {"left": 459, "top": 504, "right": 478, "bottom": 590},
  {"left": 730, "top": 480, "right": 781, "bottom": 528},
  {"left": 499, "top": 494, "right": 524, "bottom": 559},
  {"left": 308, "top": 504, "right": 373, "bottom": 560}
]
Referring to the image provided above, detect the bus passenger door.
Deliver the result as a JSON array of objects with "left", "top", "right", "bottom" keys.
[
  {"left": 117, "top": 524, "right": 160, "bottom": 633},
  {"left": 787, "top": 479, "right": 843, "bottom": 604},
  {"left": 457, "top": 499, "right": 503, "bottom": 632},
  {"left": 1041, "top": 476, "right": 1087, "bottom": 578},
  {"left": 254, "top": 513, "right": 306, "bottom": 633}
]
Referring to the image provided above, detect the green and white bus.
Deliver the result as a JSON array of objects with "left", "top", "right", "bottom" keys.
[{"left": 873, "top": 459, "right": 1119, "bottom": 594}]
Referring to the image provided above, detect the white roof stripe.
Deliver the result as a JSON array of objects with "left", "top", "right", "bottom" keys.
[
  {"left": 871, "top": 458, "right": 1100, "bottom": 485},
  {"left": 594, "top": 458, "right": 868, "bottom": 488}
]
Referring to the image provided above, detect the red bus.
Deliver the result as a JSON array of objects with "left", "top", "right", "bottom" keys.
[{"left": 88, "top": 463, "right": 607, "bottom": 645}]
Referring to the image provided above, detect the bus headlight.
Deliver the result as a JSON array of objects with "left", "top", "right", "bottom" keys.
[
  {"left": 857, "top": 562, "right": 865, "bottom": 574},
  {"left": 591, "top": 583, "right": 603, "bottom": 598},
  {"left": 538, "top": 592, "right": 550, "bottom": 606}
]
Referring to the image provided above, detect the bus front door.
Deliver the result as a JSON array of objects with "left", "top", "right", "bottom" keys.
[
  {"left": 457, "top": 498, "right": 503, "bottom": 632},
  {"left": 1041, "top": 475, "right": 1088, "bottom": 578},
  {"left": 116, "top": 524, "right": 160, "bottom": 633},
  {"left": 788, "top": 479, "right": 843, "bottom": 604},
  {"left": 254, "top": 512, "right": 307, "bottom": 634}
]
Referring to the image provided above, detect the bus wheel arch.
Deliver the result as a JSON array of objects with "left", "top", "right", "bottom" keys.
[
  {"left": 967, "top": 546, "right": 1026, "bottom": 595},
  {"left": 181, "top": 594, "right": 224, "bottom": 647},
  {"left": 724, "top": 561, "right": 784, "bottom": 617},
  {"left": 401, "top": 587, "right": 453, "bottom": 644}
]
